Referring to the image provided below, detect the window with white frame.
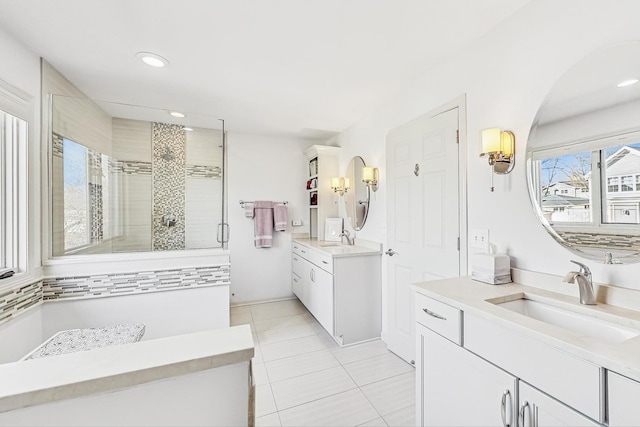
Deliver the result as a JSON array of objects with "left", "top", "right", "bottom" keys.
[
  {"left": 0, "top": 80, "right": 30, "bottom": 275},
  {"left": 0, "top": 108, "right": 28, "bottom": 271}
]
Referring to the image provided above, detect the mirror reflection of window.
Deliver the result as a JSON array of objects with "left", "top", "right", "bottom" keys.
[{"left": 534, "top": 142, "right": 640, "bottom": 226}]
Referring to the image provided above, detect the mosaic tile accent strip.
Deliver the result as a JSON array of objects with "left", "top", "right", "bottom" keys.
[
  {"left": 558, "top": 231, "right": 640, "bottom": 250},
  {"left": 52, "top": 132, "right": 64, "bottom": 158},
  {"left": 152, "top": 122, "right": 186, "bottom": 251},
  {"left": 0, "top": 281, "right": 43, "bottom": 326},
  {"left": 186, "top": 164, "right": 222, "bottom": 179},
  {"left": 42, "top": 265, "right": 230, "bottom": 301},
  {"left": 89, "top": 183, "right": 104, "bottom": 243},
  {"left": 88, "top": 149, "right": 102, "bottom": 170},
  {"left": 112, "top": 160, "right": 152, "bottom": 176}
]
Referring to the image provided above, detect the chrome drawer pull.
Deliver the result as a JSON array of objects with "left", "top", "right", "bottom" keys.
[{"left": 422, "top": 308, "right": 446, "bottom": 320}]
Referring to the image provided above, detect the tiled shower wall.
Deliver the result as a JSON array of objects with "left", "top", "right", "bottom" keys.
[
  {"left": 52, "top": 119, "right": 222, "bottom": 254},
  {"left": 152, "top": 122, "right": 186, "bottom": 251}
]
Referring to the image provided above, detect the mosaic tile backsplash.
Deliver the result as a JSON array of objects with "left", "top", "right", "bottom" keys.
[
  {"left": 557, "top": 231, "right": 640, "bottom": 251},
  {"left": 0, "top": 265, "right": 229, "bottom": 326},
  {"left": 0, "top": 281, "right": 43, "bottom": 325},
  {"left": 42, "top": 265, "right": 230, "bottom": 301}
]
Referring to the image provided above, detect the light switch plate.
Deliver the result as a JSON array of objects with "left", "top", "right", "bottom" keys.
[
  {"left": 470, "top": 229, "right": 489, "bottom": 251},
  {"left": 291, "top": 219, "right": 303, "bottom": 227}
]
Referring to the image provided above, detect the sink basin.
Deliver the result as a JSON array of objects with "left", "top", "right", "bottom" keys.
[
  {"left": 319, "top": 242, "right": 341, "bottom": 247},
  {"left": 494, "top": 297, "right": 640, "bottom": 344}
]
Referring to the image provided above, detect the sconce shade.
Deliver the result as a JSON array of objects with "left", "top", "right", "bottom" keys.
[
  {"left": 331, "top": 176, "right": 348, "bottom": 196},
  {"left": 501, "top": 131, "right": 514, "bottom": 157},
  {"left": 362, "top": 166, "right": 376, "bottom": 182},
  {"left": 362, "top": 166, "right": 379, "bottom": 192},
  {"left": 482, "top": 128, "right": 502, "bottom": 153},
  {"left": 480, "top": 127, "right": 516, "bottom": 191}
]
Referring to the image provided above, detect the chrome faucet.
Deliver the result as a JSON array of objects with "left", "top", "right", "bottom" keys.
[
  {"left": 563, "top": 260, "right": 596, "bottom": 305},
  {"left": 339, "top": 230, "right": 355, "bottom": 246}
]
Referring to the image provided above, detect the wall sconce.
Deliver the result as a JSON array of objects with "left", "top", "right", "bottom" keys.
[
  {"left": 331, "top": 177, "right": 349, "bottom": 196},
  {"left": 362, "top": 166, "right": 379, "bottom": 192},
  {"left": 480, "top": 128, "right": 515, "bottom": 191}
]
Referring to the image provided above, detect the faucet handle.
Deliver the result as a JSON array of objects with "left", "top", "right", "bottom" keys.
[{"left": 569, "top": 260, "right": 591, "bottom": 279}]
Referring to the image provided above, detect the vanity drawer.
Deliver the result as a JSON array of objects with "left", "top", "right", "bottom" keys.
[
  {"left": 292, "top": 243, "right": 309, "bottom": 259},
  {"left": 415, "top": 292, "right": 462, "bottom": 345},
  {"left": 310, "top": 251, "right": 333, "bottom": 274},
  {"left": 292, "top": 253, "right": 304, "bottom": 277}
]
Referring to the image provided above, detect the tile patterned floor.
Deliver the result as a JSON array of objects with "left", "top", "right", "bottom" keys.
[{"left": 231, "top": 299, "right": 415, "bottom": 427}]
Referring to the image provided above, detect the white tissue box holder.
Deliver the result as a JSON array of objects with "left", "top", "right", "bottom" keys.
[{"left": 471, "top": 252, "right": 512, "bottom": 285}]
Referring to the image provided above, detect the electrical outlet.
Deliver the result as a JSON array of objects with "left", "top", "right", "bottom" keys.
[
  {"left": 291, "top": 219, "right": 303, "bottom": 226},
  {"left": 470, "top": 229, "right": 489, "bottom": 251}
]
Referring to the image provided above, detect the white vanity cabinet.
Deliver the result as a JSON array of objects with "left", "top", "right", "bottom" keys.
[
  {"left": 416, "top": 323, "right": 517, "bottom": 427},
  {"left": 415, "top": 292, "right": 603, "bottom": 427},
  {"left": 292, "top": 239, "right": 381, "bottom": 346},
  {"left": 608, "top": 371, "right": 640, "bottom": 426}
]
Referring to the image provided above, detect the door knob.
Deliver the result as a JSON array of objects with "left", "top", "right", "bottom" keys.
[{"left": 385, "top": 249, "right": 398, "bottom": 256}]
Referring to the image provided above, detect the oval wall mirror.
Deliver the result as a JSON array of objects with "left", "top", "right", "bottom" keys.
[
  {"left": 526, "top": 41, "right": 640, "bottom": 264},
  {"left": 344, "top": 156, "right": 369, "bottom": 231}
]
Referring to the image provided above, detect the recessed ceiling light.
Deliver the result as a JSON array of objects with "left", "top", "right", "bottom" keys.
[
  {"left": 183, "top": 127, "right": 194, "bottom": 132},
  {"left": 136, "top": 51, "right": 170, "bottom": 68},
  {"left": 169, "top": 111, "right": 186, "bottom": 118},
  {"left": 617, "top": 79, "right": 639, "bottom": 88}
]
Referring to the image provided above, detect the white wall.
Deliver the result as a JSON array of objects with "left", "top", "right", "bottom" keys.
[
  {"left": 41, "top": 285, "right": 229, "bottom": 341},
  {"left": 0, "top": 307, "right": 43, "bottom": 364},
  {"left": 227, "top": 132, "right": 313, "bottom": 303},
  {"left": 331, "top": 0, "right": 640, "bottom": 292}
]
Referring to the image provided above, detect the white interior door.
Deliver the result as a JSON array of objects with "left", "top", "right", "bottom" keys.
[{"left": 386, "top": 107, "right": 461, "bottom": 363}]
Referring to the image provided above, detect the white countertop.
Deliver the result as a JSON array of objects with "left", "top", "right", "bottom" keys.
[
  {"left": 413, "top": 277, "right": 640, "bottom": 382},
  {"left": 293, "top": 238, "right": 382, "bottom": 257},
  {"left": 0, "top": 325, "right": 254, "bottom": 413}
]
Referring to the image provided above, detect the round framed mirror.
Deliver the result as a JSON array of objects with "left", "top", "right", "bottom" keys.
[
  {"left": 344, "top": 156, "right": 369, "bottom": 231},
  {"left": 526, "top": 41, "right": 640, "bottom": 264}
]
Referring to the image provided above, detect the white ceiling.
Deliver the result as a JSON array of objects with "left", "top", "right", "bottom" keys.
[{"left": 0, "top": 0, "right": 530, "bottom": 139}]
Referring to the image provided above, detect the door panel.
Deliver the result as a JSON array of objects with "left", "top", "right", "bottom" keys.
[{"left": 386, "top": 107, "right": 461, "bottom": 363}]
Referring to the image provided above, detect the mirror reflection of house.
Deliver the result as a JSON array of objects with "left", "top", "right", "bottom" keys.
[{"left": 602, "top": 145, "right": 640, "bottom": 224}]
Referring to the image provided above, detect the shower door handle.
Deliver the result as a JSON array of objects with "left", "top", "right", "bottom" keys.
[{"left": 217, "top": 223, "right": 230, "bottom": 244}]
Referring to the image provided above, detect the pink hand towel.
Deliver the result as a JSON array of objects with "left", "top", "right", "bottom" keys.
[
  {"left": 254, "top": 201, "right": 274, "bottom": 248},
  {"left": 274, "top": 205, "right": 288, "bottom": 232}
]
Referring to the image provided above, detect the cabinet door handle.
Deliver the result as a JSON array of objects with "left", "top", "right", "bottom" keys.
[
  {"left": 293, "top": 257, "right": 298, "bottom": 261},
  {"left": 302, "top": 249, "right": 307, "bottom": 254},
  {"left": 501, "top": 389, "right": 511, "bottom": 427},
  {"left": 322, "top": 260, "right": 328, "bottom": 264},
  {"left": 310, "top": 269, "right": 315, "bottom": 283},
  {"left": 422, "top": 308, "right": 446, "bottom": 320},
  {"left": 293, "top": 277, "right": 299, "bottom": 283},
  {"left": 519, "top": 401, "right": 530, "bottom": 427}
]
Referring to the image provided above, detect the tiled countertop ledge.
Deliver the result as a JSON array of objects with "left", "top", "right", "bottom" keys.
[
  {"left": 413, "top": 276, "right": 640, "bottom": 383},
  {"left": 0, "top": 325, "right": 254, "bottom": 413}
]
